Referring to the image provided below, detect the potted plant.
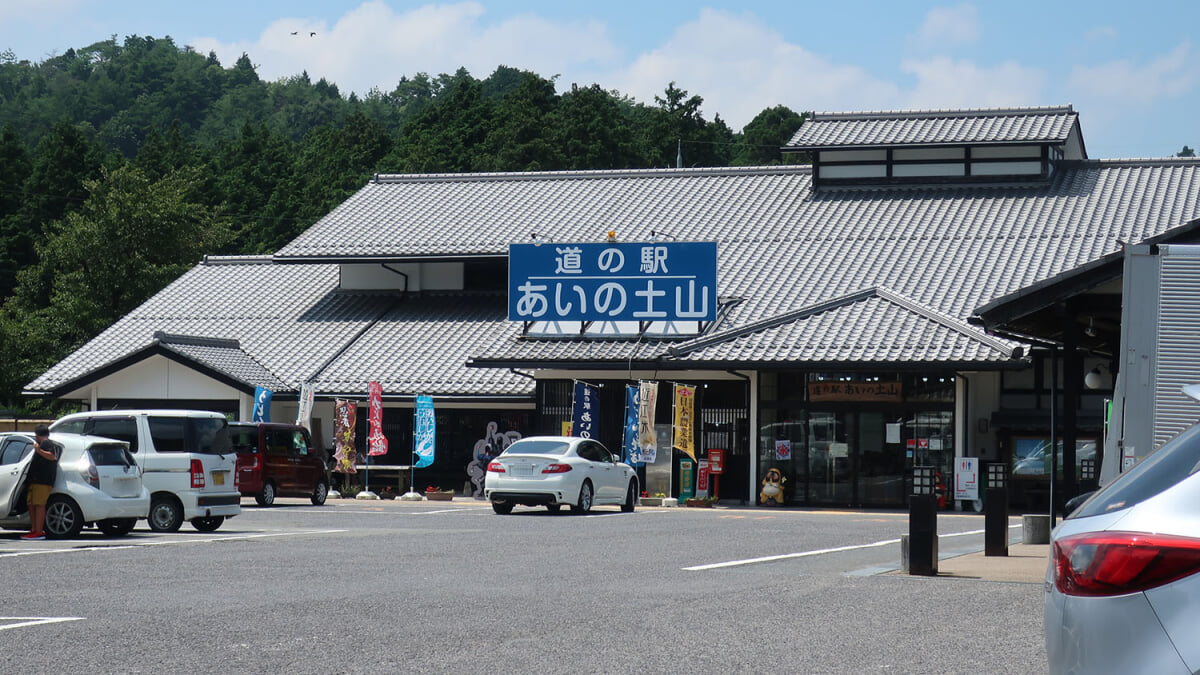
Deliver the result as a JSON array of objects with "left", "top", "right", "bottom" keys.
[
  {"left": 685, "top": 496, "right": 718, "bottom": 508},
  {"left": 424, "top": 485, "right": 454, "bottom": 501},
  {"left": 639, "top": 492, "right": 666, "bottom": 507}
]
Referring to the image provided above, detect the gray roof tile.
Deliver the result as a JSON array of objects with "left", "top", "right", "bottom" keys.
[{"left": 785, "top": 105, "right": 1078, "bottom": 149}]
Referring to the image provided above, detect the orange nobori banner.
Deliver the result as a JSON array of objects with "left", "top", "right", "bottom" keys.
[{"left": 673, "top": 384, "right": 696, "bottom": 460}]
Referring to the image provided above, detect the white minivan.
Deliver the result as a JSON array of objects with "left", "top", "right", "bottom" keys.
[{"left": 51, "top": 410, "right": 241, "bottom": 532}]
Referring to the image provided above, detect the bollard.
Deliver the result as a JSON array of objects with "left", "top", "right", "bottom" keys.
[
  {"left": 908, "top": 466, "right": 939, "bottom": 576},
  {"left": 985, "top": 462, "right": 1009, "bottom": 557}
]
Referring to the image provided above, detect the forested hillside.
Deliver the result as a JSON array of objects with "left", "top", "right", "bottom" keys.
[{"left": 0, "top": 35, "right": 808, "bottom": 413}]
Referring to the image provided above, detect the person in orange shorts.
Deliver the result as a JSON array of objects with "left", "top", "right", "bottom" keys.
[{"left": 21, "top": 425, "right": 60, "bottom": 541}]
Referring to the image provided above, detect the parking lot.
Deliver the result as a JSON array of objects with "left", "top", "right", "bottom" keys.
[{"left": 1, "top": 498, "right": 1046, "bottom": 674}]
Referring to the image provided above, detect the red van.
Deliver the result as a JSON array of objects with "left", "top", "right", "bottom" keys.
[{"left": 230, "top": 422, "right": 329, "bottom": 506}]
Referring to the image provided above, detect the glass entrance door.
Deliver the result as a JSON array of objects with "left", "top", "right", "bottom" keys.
[{"left": 807, "top": 412, "right": 851, "bottom": 504}]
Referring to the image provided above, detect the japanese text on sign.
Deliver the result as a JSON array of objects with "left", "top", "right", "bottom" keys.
[{"left": 508, "top": 241, "right": 718, "bottom": 322}]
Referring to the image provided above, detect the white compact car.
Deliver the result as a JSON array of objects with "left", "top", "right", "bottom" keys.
[
  {"left": 485, "top": 436, "right": 638, "bottom": 514},
  {"left": 0, "top": 432, "right": 150, "bottom": 538},
  {"left": 1044, "top": 421, "right": 1200, "bottom": 674},
  {"left": 51, "top": 410, "right": 241, "bottom": 532}
]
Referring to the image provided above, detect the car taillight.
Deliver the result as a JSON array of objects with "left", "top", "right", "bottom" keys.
[
  {"left": 241, "top": 454, "right": 258, "bottom": 470},
  {"left": 487, "top": 461, "right": 505, "bottom": 473},
  {"left": 1054, "top": 531, "right": 1200, "bottom": 596},
  {"left": 234, "top": 464, "right": 240, "bottom": 490},
  {"left": 542, "top": 463, "right": 572, "bottom": 474},
  {"left": 190, "top": 459, "right": 205, "bottom": 488},
  {"left": 80, "top": 461, "right": 99, "bottom": 488}
]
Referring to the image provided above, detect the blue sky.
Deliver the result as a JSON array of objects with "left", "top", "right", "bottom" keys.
[{"left": 2, "top": 1, "right": 1197, "bottom": 158}]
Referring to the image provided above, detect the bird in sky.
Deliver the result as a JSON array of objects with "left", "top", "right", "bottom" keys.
[
  {"left": 310, "top": 31, "right": 317, "bottom": 37},
  {"left": 290, "top": 31, "right": 298, "bottom": 35}
]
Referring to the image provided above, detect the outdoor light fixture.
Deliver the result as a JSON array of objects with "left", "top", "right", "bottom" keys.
[
  {"left": 1085, "top": 365, "right": 1108, "bottom": 390},
  {"left": 1084, "top": 316, "right": 1097, "bottom": 337}
]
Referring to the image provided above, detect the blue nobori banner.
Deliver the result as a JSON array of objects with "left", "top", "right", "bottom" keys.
[{"left": 508, "top": 241, "right": 717, "bottom": 322}]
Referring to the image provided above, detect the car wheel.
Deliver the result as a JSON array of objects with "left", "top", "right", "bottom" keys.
[
  {"left": 571, "top": 481, "right": 594, "bottom": 514},
  {"left": 148, "top": 496, "right": 184, "bottom": 532},
  {"left": 492, "top": 500, "right": 514, "bottom": 514},
  {"left": 191, "top": 516, "right": 224, "bottom": 532},
  {"left": 621, "top": 480, "right": 637, "bottom": 513},
  {"left": 546, "top": 504, "right": 562, "bottom": 513},
  {"left": 256, "top": 481, "right": 276, "bottom": 506},
  {"left": 97, "top": 518, "right": 137, "bottom": 536},
  {"left": 311, "top": 480, "right": 328, "bottom": 506},
  {"left": 44, "top": 496, "right": 84, "bottom": 539}
]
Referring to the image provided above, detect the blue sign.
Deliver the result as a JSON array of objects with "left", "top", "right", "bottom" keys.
[
  {"left": 252, "top": 387, "right": 272, "bottom": 423},
  {"left": 622, "top": 384, "right": 642, "bottom": 466},
  {"left": 413, "top": 395, "right": 435, "bottom": 468},
  {"left": 571, "top": 382, "right": 597, "bottom": 439},
  {"left": 508, "top": 241, "right": 718, "bottom": 322}
]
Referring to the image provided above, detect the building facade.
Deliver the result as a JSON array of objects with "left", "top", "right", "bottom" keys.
[{"left": 26, "top": 105, "right": 1200, "bottom": 508}]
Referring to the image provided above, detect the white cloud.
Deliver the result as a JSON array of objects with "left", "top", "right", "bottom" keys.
[
  {"left": 1067, "top": 42, "right": 1197, "bottom": 103},
  {"left": 1083, "top": 26, "right": 1118, "bottom": 43},
  {"left": 900, "top": 57, "right": 1047, "bottom": 109},
  {"left": 189, "top": 1, "right": 621, "bottom": 96},
  {"left": 910, "top": 4, "right": 980, "bottom": 51},
  {"left": 603, "top": 9, "right": 899, "bottom": 130}
]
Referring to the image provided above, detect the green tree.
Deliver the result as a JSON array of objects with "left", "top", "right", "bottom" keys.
[
  {"left": 0, "top": 124, "right": 32, "bottom": 297},
  {"left": 11, "top": 164, "right": 230, "bottom": 339},
  {"left": 547, "top": 84, "right": 641, "bottom": 170},
  {"left": 475, "top": 72, "right": 563, "bottom": 171},
  {"left": 1178, "top": 145, "right": 1195, "bottom": 157},
  {"left": 733, "top": 105, "right": 809, "bottom": 166}
]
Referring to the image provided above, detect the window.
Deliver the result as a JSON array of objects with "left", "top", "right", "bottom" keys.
[
  {"left": 90, "top": 417, "right": 139, "bottom": 452},
  {"left": 291, "top": 431, "right": 309, "bottom": 457},
  {"left": 266, "top": 429, "right": 290, "bottom": 456},
  {"left": 230, "top": 427, "right": 257, "bottom": 453},
  {"left": 148, "top": 417, "right": 187, "bottom": 453},
  {"left": 579, "top": 441, "right": 612, "bottom": 463},
  {"left": 1, "top": 438, "right": 33, "bottom": 465}
]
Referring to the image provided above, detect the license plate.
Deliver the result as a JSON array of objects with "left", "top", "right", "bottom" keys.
[
  {"left": 213, "top": 472, "right": 225, "bottom": 485},
  {"left": 511, "top": 465, "right": 533, "bottom": 476}
]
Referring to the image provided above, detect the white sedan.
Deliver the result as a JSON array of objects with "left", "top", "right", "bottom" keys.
[{"left": 485, "top": 436, "right": 638, "bottom": 514}]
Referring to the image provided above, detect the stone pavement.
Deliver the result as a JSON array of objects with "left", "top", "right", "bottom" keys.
[{"left": 933, "top": 542, "right": 1050, "bottom": 583}]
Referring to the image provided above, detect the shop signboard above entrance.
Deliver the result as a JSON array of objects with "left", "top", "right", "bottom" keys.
[{"left": 508, "top": 241, "right": 718, "bottom": 322}]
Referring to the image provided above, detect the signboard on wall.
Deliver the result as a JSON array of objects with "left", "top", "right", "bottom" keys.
[
  {"left": 809, "top": 381, "right": 902, "bottom": 402},
  {"left": 508, "top": 241, "right": 718, "bottom": 322}
]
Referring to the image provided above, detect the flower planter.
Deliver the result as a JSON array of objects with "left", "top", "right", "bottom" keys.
[
  {"left": 639, "top": 497, "right": 664, "bottom": 506},
  {"left": 685, "top": 498, "right": 714, "bottom": 507},
  {"left": 425, "top": 491, "right": 454, "bottom": 501}
]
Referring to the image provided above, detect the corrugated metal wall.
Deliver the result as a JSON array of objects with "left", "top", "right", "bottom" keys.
[{"left": 1154, "top": 253, "right": 1200, "bottom": 447}]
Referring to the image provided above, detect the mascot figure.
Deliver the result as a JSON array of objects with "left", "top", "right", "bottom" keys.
[{"left": 760, "top": 467, "right": 786, "bottom": 506}]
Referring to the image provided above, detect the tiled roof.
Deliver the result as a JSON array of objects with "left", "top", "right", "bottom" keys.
[
  {"left": 30, "top": 149, "right": 1200, "bottom": 391},
  {"left": 272, "top": 159, "right": 1200, "bottom": 367},
  {"left": 24, "top": 257, "right": 533, "bottom": 398},
  {"left": 155, "top": 333, "right": 289, "bottom": 390},
  {"left": 784, "top": 105, "right": 1078, "bottom": 150},
  {"left": 665, "top": 288, "right": 1016, "bottom": 365},
  {"left": 309, "top": 294, "right": 533, "bottom": 397}
]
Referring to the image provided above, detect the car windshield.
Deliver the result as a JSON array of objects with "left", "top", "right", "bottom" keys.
[
  {"left": 501, "top": 440, "right": 570, "bottom": 456},
  {"left": 1071, "top": 422, "right": 1200, "bottom": 519}
]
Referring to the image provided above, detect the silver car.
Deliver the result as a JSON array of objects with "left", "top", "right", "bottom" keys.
[
  {"left": 1044, "top": 422, "right": 1200, "bottom": 674},
  {"left": 0, "top": 432, "right": 150, "bottom": 538}
]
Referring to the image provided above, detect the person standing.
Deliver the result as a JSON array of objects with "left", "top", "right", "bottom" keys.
[{"left": 22, "top": 425, "right": 60, "bottom": 541}]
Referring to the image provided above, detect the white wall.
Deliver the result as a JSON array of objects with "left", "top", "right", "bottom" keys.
[
  {"left": 89, "top": 354, "right": 242, "bottom": 400},
  {"left": 339, "top": 262, "right": 464, "bottom": 291}
]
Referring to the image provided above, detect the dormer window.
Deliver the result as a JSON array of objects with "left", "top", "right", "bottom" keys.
[{"left": 784, "top": 105, "right": 1086, "bottom": 188}]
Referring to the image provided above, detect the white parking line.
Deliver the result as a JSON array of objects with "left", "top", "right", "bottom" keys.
[
  {"left": 682, "top": 527, "right": 1004, "bottom": 571},
  {"left": 0, "top": 529, "right": 346, "bottom": 558},
  {"left": 0, "top": 617, "right": 85, "bottom": 631}
]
